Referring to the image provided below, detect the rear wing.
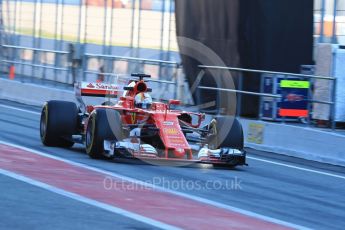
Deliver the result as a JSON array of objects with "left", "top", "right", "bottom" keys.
[{"left": 75, "top": 82, "right": 119, "bottom": 98}]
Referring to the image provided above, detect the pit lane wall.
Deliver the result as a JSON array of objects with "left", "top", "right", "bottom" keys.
[
  {"left": 1, "top": 77, "right": 345, "bottom": 167},
  {"left": 241, "top": 119, "right": 345, "bottom": 166}
]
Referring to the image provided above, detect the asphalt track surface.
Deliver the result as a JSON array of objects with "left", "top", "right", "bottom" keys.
[{"left": 0, "top": 99, "right": 345, "bottom": 229}]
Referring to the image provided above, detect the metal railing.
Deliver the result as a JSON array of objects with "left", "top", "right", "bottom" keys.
[
  {"left": 2, "top": 45, "right": 69, "bottom": 54},
  {"left": 1, "top": 44, "right": 70, "bottom": 83},
  {"left": 198, "top": 65, "right": 337, "bottom": 130},
  {"left": 82, "top": 52, "right": 183, "bottom": 100},
  {"left": 314, "top": 0, "right": 345, "bottom": 45},
  {"left": 1, "top": 0, "right": 179, "bottom": 63},
  {"left": 0, "top": 44, "right": 185, "bottom": 101},
  {"left": 2, "top": 45, "right": 339, "bottom": 131}
]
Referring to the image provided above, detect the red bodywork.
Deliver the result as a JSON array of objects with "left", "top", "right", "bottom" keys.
[{"left": 84, "top": 80, "right": 203, "bottom": 159}]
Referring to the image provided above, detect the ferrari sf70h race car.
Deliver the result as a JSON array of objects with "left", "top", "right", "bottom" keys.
[{"left": 40, "top": 74, "right": 246, "bottom": 168}]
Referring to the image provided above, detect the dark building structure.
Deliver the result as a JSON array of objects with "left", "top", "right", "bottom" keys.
[{"left": 175, "top": 0, "right": 314, "bottom": 117}]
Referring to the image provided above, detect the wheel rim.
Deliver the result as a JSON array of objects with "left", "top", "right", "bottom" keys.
[
  {"left": 86, "top": 117, "right": 93, "bottom": 149},
  {"left": 40, "top": 109, "right": 47, "bottom": 139}
]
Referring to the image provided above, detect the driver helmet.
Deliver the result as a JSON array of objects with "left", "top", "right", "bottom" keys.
[{"left": 134, "top": 92, "right": 152, "bottom": 109}]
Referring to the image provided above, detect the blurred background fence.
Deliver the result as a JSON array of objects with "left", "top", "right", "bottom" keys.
[
  {"left": 1, "top": 0, "right": 345, "bottom": 83},
  {"left": 0, "top": 0, "right": 180, "bottom": 84},
  {"left": 314, "top": 0, "right": 345, "bottom": 44},
  {"left": 0, "top": 0, "right": 345, "bottom": 128}
]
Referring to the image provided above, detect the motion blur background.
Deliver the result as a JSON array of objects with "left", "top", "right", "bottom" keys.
[
  {"left": 1, "top": 0, "right": 345, "bottom": 123},
  {"left": 1, "top": 0, "right": 344, "bottom": 60}
]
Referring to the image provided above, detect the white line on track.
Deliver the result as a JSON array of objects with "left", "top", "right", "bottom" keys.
[
  {"left": 0, "top": 140, "right": 309, "bottom": 230},
  {"left": 0, "top": 104, "right": 41, "bottom": 115},
  {"left": 247, "top": 156, "right": 345, "bottom": 180},
  {"left": 0, "top": 168, "right": 180, "bottom": 230}
]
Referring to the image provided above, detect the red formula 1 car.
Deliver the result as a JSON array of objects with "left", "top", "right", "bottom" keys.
[{"left": 40, "top": 74, "right": 246, "bottom": 168}]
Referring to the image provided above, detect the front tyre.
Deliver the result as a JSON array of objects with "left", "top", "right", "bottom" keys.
[
  {"left": 85, "top": 109, "right": 123, "bottom": 159},
  {"left": 40, "top": 100, "right": 78, "bottom": 147},
  {"left": 208, "top": 116, "right": 244, "bottom": 150},
  {"left": 208, "top": 117, "right": 245, "bottom": 168}
]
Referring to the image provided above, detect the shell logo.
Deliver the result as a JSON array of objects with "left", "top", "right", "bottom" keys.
[{"left": 164, "top": 128, "right": 179, "bottom": 135}]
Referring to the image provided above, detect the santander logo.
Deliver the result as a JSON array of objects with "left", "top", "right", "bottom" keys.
[
  {"left": 84, "top": 82, "right": 118, "bottom": 90},
  {"left": 86, "top": 83, "right": 95, "bottom": 88},
  {"left": 95, "top": 83, "right": 118, "bottom": 90}
]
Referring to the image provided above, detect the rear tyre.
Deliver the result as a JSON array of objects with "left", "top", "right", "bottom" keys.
[
  {"left": 40, "top": 100, "right": 78, "bottom": 147},
  {"left": 85, "top": 109, "right": 123, "bottom": 159}
]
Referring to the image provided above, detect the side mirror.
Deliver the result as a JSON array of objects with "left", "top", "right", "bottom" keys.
[
  {"left": 168, "top": 100, "right": 181, "bottom": 106},
  {"left": 167, "top": 100, "right": 181, "bottom": 112}
]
